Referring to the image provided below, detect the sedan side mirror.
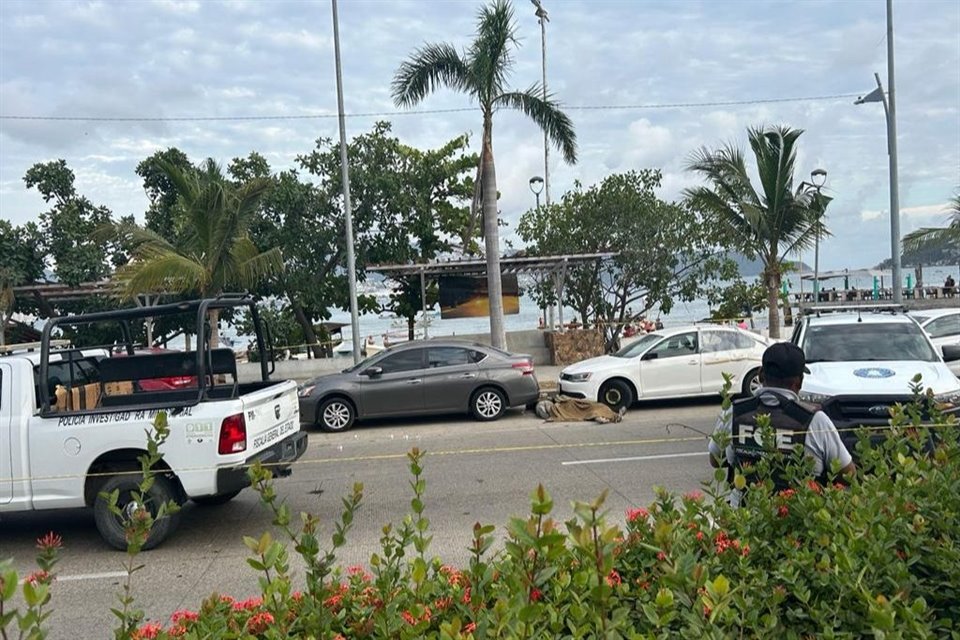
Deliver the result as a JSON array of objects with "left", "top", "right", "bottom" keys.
[
  {"left": 942, "top": 344, "right": 960, "bottom": 363},
  {"left": 362, "top": 366, "right": 383, "bottom": 377},
  {"left": 641, "top": 352, "right": 658, "bottom": 361}
]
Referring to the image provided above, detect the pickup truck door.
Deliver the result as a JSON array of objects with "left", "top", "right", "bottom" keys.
[{"left": 1, "top": 363, "right": 12, "bottom": 503}]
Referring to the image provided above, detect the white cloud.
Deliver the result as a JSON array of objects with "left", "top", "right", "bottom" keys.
[
  {"left": 901, "top": 202, "right": 952, "bottom": 219},
  {"left": 861, "top": 209, "right": 884, "bottom": 221},
  {"left": 152, "top": 0, "right": 200, "bottom": 14}
]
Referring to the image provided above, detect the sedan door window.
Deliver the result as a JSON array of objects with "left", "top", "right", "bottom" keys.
[
  {"left": 647, "top": 332, "right": 698, "bottom": 358},
  {"left": 428, "top": 347, "right": 473, "bottom": 368},
  {"left": 377, "top": 349, "right": 425, "bottom": 374},
  {"left": 925, "top": 314, "right": 960, "bottom": 339}
]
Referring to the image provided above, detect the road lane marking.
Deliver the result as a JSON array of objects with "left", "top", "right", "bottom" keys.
[
  {"left": 58, "top": 571, "right": 128, "bottom": 582},
  {"left": 562, "top": 451, "right": 707, "bottom": 466}
]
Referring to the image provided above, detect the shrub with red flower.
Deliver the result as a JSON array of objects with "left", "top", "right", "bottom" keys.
[{"left": 246, "top": 611, "right": 275, "bottom": 635}]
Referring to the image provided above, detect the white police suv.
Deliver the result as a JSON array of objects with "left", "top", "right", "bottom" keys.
[{"left": 789, "top": 307, "right": 960, "bottom": 433}]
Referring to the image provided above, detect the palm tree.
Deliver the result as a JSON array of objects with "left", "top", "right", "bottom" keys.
[
  {"left": 111, "top": 159, "right": 282, "bottom": 347},
  {"left": 391, "top": 0, "right": 577, "bottom": 349},
  {"left": 684, "top": 126, "right": 826, "bottom": 338},
  {"left": 902, "top": 191, "right": 960, "bottom": 253}
]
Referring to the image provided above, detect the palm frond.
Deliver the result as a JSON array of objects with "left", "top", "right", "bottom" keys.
[
  {"left": 235, "top": 241, "right": 284, "bottom": 286},
  {"left": 392, "top": 43, "right": 471, "bottom": 107},
  {"left": 114, "top": 248, "right": 207, "bottom": 299},
  {"left": 493, "top": 87, "right": 577, "bottom": 163},
  {"left": 903, "top": 225, "right": 960, "bottom": 253},
  {"left": 467, "top": 0, "right": 517, "bottom": 102}
]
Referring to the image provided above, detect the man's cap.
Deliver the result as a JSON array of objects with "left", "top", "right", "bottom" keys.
[{"left": 762, "top": 342, "right": 810, "bottom": 379}]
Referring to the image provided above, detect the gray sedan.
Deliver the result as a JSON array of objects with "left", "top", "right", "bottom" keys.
[{"left": 298, "top": 340, "right": 541, "bottom": 431}]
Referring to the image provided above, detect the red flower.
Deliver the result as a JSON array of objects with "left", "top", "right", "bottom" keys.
[
  {"left": 25, "top": 570, "right": 51, "bottom": 586},
  {"left": 696, "top": 531, "right": 705, "bottom": 541},
  {"left": 36, "top": 532, "right": 63, "bottom": 551},
  {"left": 170, "top": 610, "right": 198, "bottom": 625},
  {"left": 606, "top": 569, "right": 622, "bottom": 587},
  {"left": 777, "top": 505, "right": 789, "bottom": 518},
  {"left": 741, "top": 544, "right": 751, "bottom": 557},
  {"left": 656, "top": 551, "right": 667, "bottom": 561},
  {"left": 131, "top": 622, "right": 162, "bottom": 640},
  {"left": 626, "top": 507, "right": 650, "bottom": 522},
  {"left": 233, "top": 597, "right": 262, "bottom": 611},
  {"left": 434, "top": 596, "right": 453, "bottom": 611},
  {"left": 638, "top": 580, "right": 651, "bottom": 591},
  {"left": 462, "top": 586, "right": 472, "bottom": 604},
  {"left": 323, "top": 593, "right": 343, "bottom": 610},
  {"left": 246, "top": 611, "right": 275, "bottom": 635},
  {"left": 703, "top": 604, "right": 712, "bottom": 618},
  {"left": 401, "top": 610, "right": 417, "bottom": 626},
  {"left": 464, "top": 621, "right": 477, "bottom": 633},
  {"left": 778, "top": 488, "right": 796, "bottom": 499},
  {"left": 806, "top": 479, "right": 823, "bottom": 494},
  {"left": 683, "top": 491, "right": 704, "bottom": 503},
  {"left": 530, "top": 588, "right": 543, "bottom": 602}
]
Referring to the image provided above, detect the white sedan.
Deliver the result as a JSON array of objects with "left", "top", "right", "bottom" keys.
[
  {"left": 913, "top": 308, "right": 960, "bottom": 377},
  {"left": 558, "top": 325, "right": 770, "bottom": 411}
]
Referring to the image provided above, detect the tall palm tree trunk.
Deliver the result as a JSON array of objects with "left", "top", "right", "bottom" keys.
[
  {"left": 481, "top": 121, "right": 507, "bottom": 350},
  {"left": 764, "top": 264, "right": 782, "bottom": 339},
  {"left": 208, "top": 307, "right": 221, "bottom": 350}
]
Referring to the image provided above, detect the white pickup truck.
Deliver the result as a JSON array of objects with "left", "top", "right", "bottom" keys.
[{"left": 0, "top": 296, "right": 307, "bottom": 549}]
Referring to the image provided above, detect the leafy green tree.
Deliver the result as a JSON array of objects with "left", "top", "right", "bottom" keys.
[
  {"left": 706, "top": 279, "right": 767, "bottom": 328},
  {"left": 518, "top": 170, "right": 736, "bottom": 350},
  {"left": 0, "top": 220, "right": 45, "bottom": 345},
  {"left": 294, "top": 122, "right": 476, "bottom": 350},
  {"left": 684, "top": 126, "right": 827, "bottom": 338},
  {"left": 136, "top": 147, "right": 194, "bottom": 242},
  {"left": 902, "top": 191, "right": 960, "bottom": 255},
  {"left": 392, "top": 0, "right": 577, "bottom": 349},
  {"left": 110, "top": 159, "right": 282, "bottom": 347},
  {"left": 23, "top": 160, "right": 116, "bottom": 288}
]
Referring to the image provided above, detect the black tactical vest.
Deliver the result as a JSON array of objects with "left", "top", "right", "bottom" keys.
[{"left": 730, "top": 391, "right": 820, "bottom": 490}]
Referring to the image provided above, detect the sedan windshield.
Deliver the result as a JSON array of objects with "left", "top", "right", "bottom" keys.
[
  {"left": 803, "top": 322, "right": 938, "bottom": 363},
  {"left": 614, "top": 333, "right": 662, "bottom": 358}
]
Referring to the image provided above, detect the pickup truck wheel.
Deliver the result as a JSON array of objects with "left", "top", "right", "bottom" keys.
[
  {"left": 192, "top": 489, "right": 242, "bottom": 506},
  {"left": 599, "top": 380, "right": 634, "bottom": 412},
  {"left": 93, "top": 473, "right": 181, "bottom": 551},
  {"left": 319, "top": 397, "right": 355, "bottom": 432},
  {"left": 471, "top": 387, "right": 506, "bottom": 421}
]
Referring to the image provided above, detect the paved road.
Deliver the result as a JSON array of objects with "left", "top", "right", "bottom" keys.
[{"left": 1, "top": 396, "right": 721, "bottom": 638}]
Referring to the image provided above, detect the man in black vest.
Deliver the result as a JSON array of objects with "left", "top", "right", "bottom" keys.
[{"left": 709, "top": 342, "right": 855, "bottom": 505}]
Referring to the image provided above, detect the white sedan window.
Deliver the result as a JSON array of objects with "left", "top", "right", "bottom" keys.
[{"left": 648, "top": 332, "right": 698, "bottom": 358}]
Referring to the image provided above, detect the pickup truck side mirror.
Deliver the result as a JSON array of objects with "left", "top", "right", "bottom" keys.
[
  {"left": 942, "top": 344, "right": 960, "bottom": 363},
  {"left": 641, "top": 352, "right": 658, "bottom": 361},
  {"left": 362, "top": 366, "right": 383, "bottom": 378}
]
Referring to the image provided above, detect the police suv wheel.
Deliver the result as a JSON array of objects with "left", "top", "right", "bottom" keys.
[{"left": 318, "top": 397, "right": 355, "bottom": 432}]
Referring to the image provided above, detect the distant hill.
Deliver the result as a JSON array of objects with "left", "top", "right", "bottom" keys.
[
  {"left": 875, "top": 236, "right": 960, "bottom": 269},
  {"left": 731, "top": 254, "right": 811, "bottom": 277}
]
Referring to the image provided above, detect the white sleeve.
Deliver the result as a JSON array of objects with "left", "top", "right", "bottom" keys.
[
  {"left": 808, "top": 412, "right": 853, "bottom": 471},
  {"left": 709, "top": 406, "right": 732, "bottom": 461}
]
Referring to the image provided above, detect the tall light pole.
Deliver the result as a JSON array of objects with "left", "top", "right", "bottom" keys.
[
  {"left": 854, "top": 0, "right": 901, "bottom": 303},
  {"left": 528, "top": 175, "right": 544, "bottom": 208},
  {"left": 531, "top": 0, "right": 550, "bottom": 206},
  {"left": 810, "top": 168, "right": 827, "bottom": 301},
  {"left": 331, "top": 0, "right": 361, "bottom": 362}
]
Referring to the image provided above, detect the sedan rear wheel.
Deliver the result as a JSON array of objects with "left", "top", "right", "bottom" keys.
[
  {"left": 742, "top": 368, "right": 762, "bottom": 396},
  {"left": 471, "top": 387, "right": 506, "bottom": 421},
  {"left": 319, "top": 397, "right": 356, "bottom": 432}
]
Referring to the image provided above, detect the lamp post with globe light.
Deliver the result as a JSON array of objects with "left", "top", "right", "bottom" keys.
[
  {"left": 529, "top": 176, "right": 544, "bottom": 209},
  {"left": 810, "top": 168, "right": 827, "bottom": 301}
]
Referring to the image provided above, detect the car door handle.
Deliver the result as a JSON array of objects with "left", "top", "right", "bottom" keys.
[
  {"left": 687, "top": 359, "right": 699, "bottom": 365},
  {"left": 458, "top": 373, "right": 477, "bottom": 379},
  {"left": 408, "top": 379, "right": 423, "bottom": 385}
]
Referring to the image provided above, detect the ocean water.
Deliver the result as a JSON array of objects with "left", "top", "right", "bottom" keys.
[{"left": 327, "top": 265, "right": 960, "bottom": 351}]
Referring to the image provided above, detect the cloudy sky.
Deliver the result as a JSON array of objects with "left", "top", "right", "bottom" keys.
[{"left": 1, "top": 0, "right": 958, "bottom": 270}]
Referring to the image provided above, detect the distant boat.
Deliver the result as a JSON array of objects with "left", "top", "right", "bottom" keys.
[{"left": 333, "top": 340, "right": 353, "bottom": 355}]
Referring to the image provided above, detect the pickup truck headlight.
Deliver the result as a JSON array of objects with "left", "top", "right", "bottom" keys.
[
  {"left": 933, "top": 390, "right": 960, "bottom": 409},
  {"left": 298, "top": 384, "right": 316, "bottom": 398},
  {"left": 562, "top": 372, "right": 592, "bottom": 383},
  {"left": 799, "top": 391, "right": 833, "bottom": 404}
]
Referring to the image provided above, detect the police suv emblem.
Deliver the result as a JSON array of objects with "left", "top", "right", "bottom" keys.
[
  {"left": 274, "top": 404, "right": 281, "bottom": 419},
  {"left": 853, "top": 367, "right": 896, "bottom": 379}
]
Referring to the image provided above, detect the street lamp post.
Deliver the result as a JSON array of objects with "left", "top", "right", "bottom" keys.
[
  {"left": 854, "top": 0, "right": 902, "bottom": 304},
  {"left": 528, "top": 176, "right": 544, "bottom": 209},
  {"left": 531, "top": 0, "right": 550, "bottom": 206},
  {"left": 810, "top": 168, "right": 827, "bottom": 302},
  {"left": 331, "top": 0, "right": 362, "bottom": 363}
]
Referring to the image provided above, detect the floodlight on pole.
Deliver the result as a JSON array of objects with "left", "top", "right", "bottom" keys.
[{"left": 854, "top": 0, "right": 902, "bottom": 304}]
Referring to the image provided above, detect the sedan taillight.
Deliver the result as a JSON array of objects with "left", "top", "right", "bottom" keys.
[{"left": 512, "top": 360, "right": 535, "bottom": 375}]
